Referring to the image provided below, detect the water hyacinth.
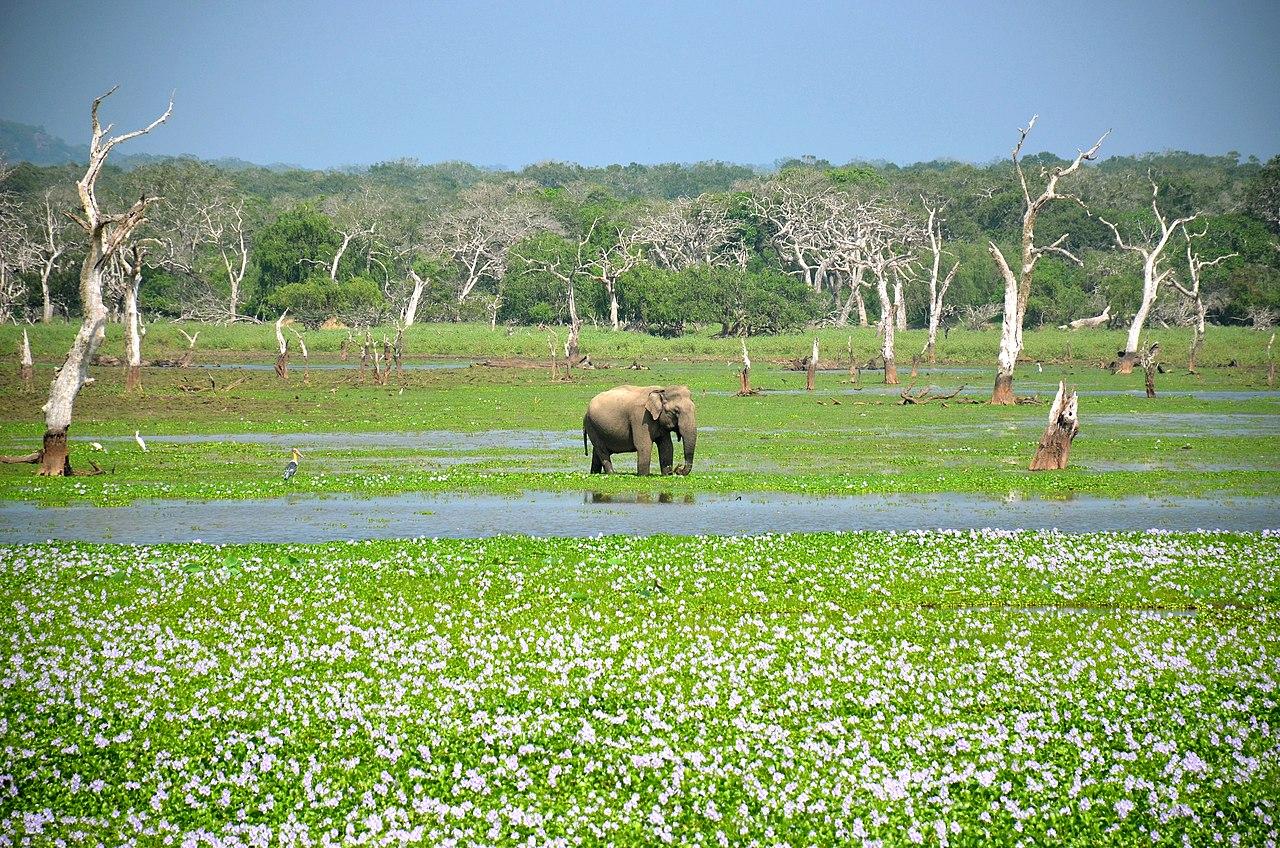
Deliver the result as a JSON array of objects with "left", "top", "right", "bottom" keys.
[{"left": 1, "top": 530, "right": 1277, "bottom": 846}]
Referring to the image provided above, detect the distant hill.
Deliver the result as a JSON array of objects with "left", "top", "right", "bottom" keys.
[
  {"left": 0, "top": 119, "right": 88, "bottom": 166},
  {"left": 0, "top": 119, "right": 300, "bottom": 171}
]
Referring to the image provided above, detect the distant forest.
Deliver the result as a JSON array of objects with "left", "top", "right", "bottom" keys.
[{"left": 2, "top": 117, "right": 1278, "bottom": 335}]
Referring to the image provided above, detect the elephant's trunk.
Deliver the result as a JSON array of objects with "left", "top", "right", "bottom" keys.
[{"left": 678, "top": 417, "right": 696, "bottom": 473}]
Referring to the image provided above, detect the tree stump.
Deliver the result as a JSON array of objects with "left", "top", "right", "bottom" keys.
[
  {"left": 1029, "top": 382, "right": 1079, "bottom": 471},
  {"left": 1111, "top": 351, "right": 1140, "bottom": 375},
  {"left": 38, "top": 429, "right": 72, "bottom": 477}
]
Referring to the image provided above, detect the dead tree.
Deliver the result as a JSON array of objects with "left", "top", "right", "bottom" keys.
[
  {"left": 805, "top": 338, "right": 818, "bottom": 391},
  {"left": 988, "top": 116, "right": 1107, "bottom": 404},
  {"left": 118, "top": 244, "right": 147, "bottom": 392},
  {"left": 340, "top": 330, "right": 353, "bottom": 361},
  {"left": 1029, "top": 381, "right": 1079, "bottom": 471},
  {"left": 200, "top": 195, "right": 250, "bottom": 319},
  {"left": 1139, "top": 342, "right": 1159, "bottom": 397},
  {"left": 289, "top": 327, "right": 309, "bottom": 383},
  {"left": 359, "top": 331, "right": 372, "bottom": 381},
  {"left": 19, "top": 328, "right": 33, "bottom": 387},
  {"left": 34, "top": 88, "right": 171, "bottom": 476},
  {"left": 548, "top": 330, "right": 560, "bottom": 381},
  {"left": 392, "top": 324, "right": 405, "bottom": 378},
  {"left": 1100, "top": 180, "right": 1197, "bottom": 373},
  {"left": 176, "top": 329, "right": 199, "bottom": 367},
  {"left": 518, "top": 223, "right": 599, "bottom": 368},
  {"left": 737, "top": 338, "right": 757, "bottom": 395},
  {"left": 1061, "top": 305, "right": 1110, "bottom": 330},
  {"left": 427, "top": 181, "right": 559, "bottom": 304},
  {"left": 847, "top": 336, "right": 859, "bottom": 383},
  {"left": 921, "top": 199, "right": 958, "bottom": 364},
  {"left": 35, "top": 192, "right": 71, "bottom": 323},
  {"left": 635, "top": 195, "right": 746, "bottom": 272},
  {"left": 403, "top": 268, "right": 429, "bottom": 326},
  {"left": 1268, "top": 333, "right": 1276, "bottom": 387},
  {"left": 1173, "top": 225, "right": 1236, "bottom": 373},
  {"left": 274, "top": 311, "right": 289, "bottom": 379}
]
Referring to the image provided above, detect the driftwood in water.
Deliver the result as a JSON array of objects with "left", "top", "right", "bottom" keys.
[
  {"left": 1029, "top": 381, "right": 1079, "bottom": 471},
  {"left": 898, "top": 384, "right": 966, "bottom": 405}
]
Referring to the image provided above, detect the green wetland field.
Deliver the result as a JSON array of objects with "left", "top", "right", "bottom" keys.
[{"left": 2, "top": 323, "right": 1278, "bottom": 846}]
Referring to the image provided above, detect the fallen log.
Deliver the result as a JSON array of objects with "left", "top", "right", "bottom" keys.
[
  {"left": 1060, "top": 305, "right": 1110, "bottom": 330},
  {"left": 898, "top": 384, "right": 967, "bottom": 405}
]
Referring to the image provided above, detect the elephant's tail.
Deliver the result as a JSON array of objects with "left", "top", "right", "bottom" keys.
[{"left": 583, "top": 427, "right": 589, "bottom": 457}]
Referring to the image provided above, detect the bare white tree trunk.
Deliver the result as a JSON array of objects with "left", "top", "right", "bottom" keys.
[
  {"left": 1173, "top": 225, "right": 1236, "bottom": 373},
  {"left": 403, "top": 269, "right": 428, "bottom": 326},
  {"left": 806, "top": 337, "right": 818, "bottom": 391},
  {"left": 608, "top": 284, "right": 620, "bottom": 331},
  {"left": 123, "top": 270, "right": 143, "bottom": 391},
  {"left": 875, "top": 271, "right": 897, "bottom": 384},
  {"left": 39, "top": 198, "right": 66, "bottom": 324},
  {"left": 330, "top": 230, "right": 354, "bottom": 281},
  {"left": 1101, "top": 181, "right": 1197, "bottom": 372},
  {"left": 893, "top": 275, "right": 906, "bottom": 331},
  {"left": 20, "top": 328, "right": 34, "bottom": 385},
  {"left": 988, "top": 117, "right": 1107, "bottom": 404},
  {"left": 921, "top": 200, "right": 957, "bottom": 365},
  {"left": 274, "top": 311, "right": 289, "bottom": 379},
  {"left": 39, "top": 88, "right": 171, "bottom": 475}
]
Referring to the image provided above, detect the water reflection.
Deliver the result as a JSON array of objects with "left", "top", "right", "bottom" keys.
[{"left": 588, "top": 491, "right": 696, "bottom": 504}]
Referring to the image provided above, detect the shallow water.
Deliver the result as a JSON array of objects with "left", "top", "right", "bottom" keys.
[
  {"left": 2, "top": 491, "right": 1274, "bottom": 543},
  {"left": 194, "top": 360, "right": 473, "bottom": 372},
  {"left": 86, "top": 429, "right": 581, "bottom": 451}
]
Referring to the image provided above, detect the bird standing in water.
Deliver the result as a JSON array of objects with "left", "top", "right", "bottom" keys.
[
  {"left": 134, "top": 431, "right": 147, "bottom": 452},
  {"left": 284, "top": 448, "right": 302, "bottom": 480}
]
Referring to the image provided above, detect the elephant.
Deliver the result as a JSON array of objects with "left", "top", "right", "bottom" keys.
[{"left": 583, "top": 385, "right": 697, "bottom": 476}]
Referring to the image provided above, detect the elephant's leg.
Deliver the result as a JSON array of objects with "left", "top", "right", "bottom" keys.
[
  {"left": 586, "top": 426, "right": 613, "bottom": 474},
  {"left": 634, "top": 435, "right": 654, "bottom": 476},
  {"left": 656, "top": 432, "right": 675, "bottom": 475}
]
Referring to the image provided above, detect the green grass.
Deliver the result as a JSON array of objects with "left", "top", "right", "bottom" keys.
[
  {"left": 1, "top": 351, "right": 1276, "bottom": 505},
  {"left": 6, "top": 319, "right": 1278, "bottom": 366},
  {"left": 3, "top": 531, "right": 1277, "bottom": 846}
]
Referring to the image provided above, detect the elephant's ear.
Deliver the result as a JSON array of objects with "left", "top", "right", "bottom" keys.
[{"left": 645, "top": 390, "right": 664, "bottom": 420}]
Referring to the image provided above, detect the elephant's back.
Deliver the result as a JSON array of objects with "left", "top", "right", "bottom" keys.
[{"left": 588, "top": 385, "right": 658, "bottom": 410}]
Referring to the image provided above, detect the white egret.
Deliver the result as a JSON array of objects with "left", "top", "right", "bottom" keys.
[{"left": 134, "top": 431, "right": 147, "bottom": 452}]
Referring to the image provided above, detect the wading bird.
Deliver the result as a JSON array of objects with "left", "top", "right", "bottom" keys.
[
  {"left": 284, "top": 448, "right": 302, "bottom": 481},
  {"left": 134, "top": 431, "right": 147, "bottom": 452}
]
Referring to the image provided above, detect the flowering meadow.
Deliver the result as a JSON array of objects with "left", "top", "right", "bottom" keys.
[{"left": 2, "top": 530, "right": 1278, "bottom": 847}]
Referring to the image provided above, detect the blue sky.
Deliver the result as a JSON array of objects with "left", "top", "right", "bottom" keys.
[{"left": 1, "top": 0, "right": 1277, "bottom": 168}]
